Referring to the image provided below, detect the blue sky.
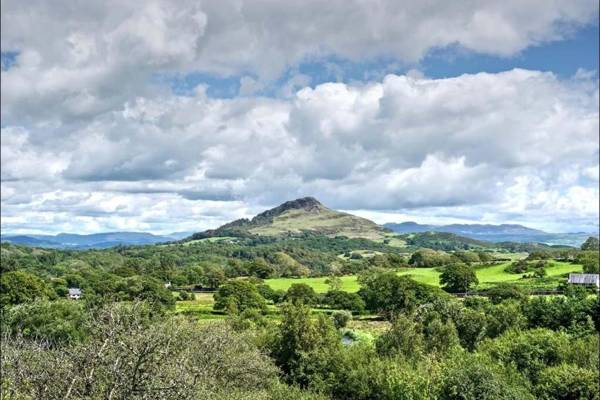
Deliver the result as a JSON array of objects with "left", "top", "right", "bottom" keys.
[
  {"left": 1, "top": 1, "right": 598, "bottom": 235},
  {"left": 162, "top": 23, "right": 599, "bottom": 99}
]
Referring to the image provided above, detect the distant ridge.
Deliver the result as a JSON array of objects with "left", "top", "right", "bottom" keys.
[
  {"left": 0, "top": 231, "right": 182, "bottom": 249},
  {"left": 384, "top": 222, "right": 596, "bottom": 246},
  {"left": 195, "top": 197, "right": 388, "bottom": 240}
]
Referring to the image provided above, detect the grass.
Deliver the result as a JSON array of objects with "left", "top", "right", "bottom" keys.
[
  {"left": 249, "top": 208, "right": 386, "bottom": 240},
  {"left": 182, "top": 236, "right": 238, "bottom": 246},
  {"left": 265, "top": 261, "right": 583, "bottom": 293},
  {"left": 174, "top": 261, "right": 584, "bottom": 322}
]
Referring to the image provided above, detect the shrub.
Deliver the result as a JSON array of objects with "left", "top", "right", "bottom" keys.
[
  {"left": 323, "top": 290, "right": 365, "bottom": 314},
  {"left": 331, "top": 310, "right": 352, "bottom": 329},
  {"left": 536, "top": 364, "right": 600, "bottom": 400},
  {"left": 485, "top": 283, "right": 527, "bottom": 304},
  {"left": 438, "top": 351, "right": 534, "bottom": 400},
  {"left": 375, "top": 314, "right": 424, "bottom": 358}
]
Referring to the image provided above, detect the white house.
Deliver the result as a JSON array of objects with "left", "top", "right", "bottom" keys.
[
  {"left": 68, "top": 288, "right": 82, "bottom": 300},
  {"left": 567, "top": 273, "right": 599, "bottom": 288}
]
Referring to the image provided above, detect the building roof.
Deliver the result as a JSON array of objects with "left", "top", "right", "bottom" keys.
[
  {"left": 567, "top": 273, "right": 599, "bottom": 286},
  {"left": 68, "top": 288, "right": 82, "bottom": 295}
]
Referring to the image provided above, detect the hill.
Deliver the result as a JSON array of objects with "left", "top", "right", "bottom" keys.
[
  {"left": 0, "top": 231, "right": 179, "bottom": 249},
  {"left": 194, "top": 197, "right": 388, "bottom": 240},
  {"left": 384, "top": 222, "right": 594, "bottom": 246}
]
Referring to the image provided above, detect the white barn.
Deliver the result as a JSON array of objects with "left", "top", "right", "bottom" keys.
[
  {"left": 68, "top": 288, "right": 82, "bottom": 300},
  {"left": 567, "top": 273, "right": 599, "bottom": 288}
]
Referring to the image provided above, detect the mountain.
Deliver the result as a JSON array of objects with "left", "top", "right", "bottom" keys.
[
  {"left": 194, "top": 197, "right": 388, "bottom": 240},
  {"left": 384, "top": 222, "right": 595, "bottom": 246},
  {"left": 0, "top": 232, "right": 175, "bottom": 249}
]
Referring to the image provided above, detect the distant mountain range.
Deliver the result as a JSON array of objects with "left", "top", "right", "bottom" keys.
[
  {"left": 3, "top": 199, "right": 596, "bottom": 249},
  {"left": 0, "top": 231, "right": 192, "bottom": 249},
  {"left": 384, "top": 222, "right": 596, "bottom": 247}
]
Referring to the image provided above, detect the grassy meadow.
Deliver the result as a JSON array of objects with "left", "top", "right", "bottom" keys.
[{"left": 265, "top": 260, "right": 583, "bottom": 293}]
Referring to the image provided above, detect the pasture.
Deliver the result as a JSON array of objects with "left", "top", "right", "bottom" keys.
[{"left": 265, "top": 261, "right": 583, "bottom": 293}]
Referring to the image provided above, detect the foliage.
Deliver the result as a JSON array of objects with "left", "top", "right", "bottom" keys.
[
  {"left": 358, "top": 272, "right": 446, "bottom": 316},
  {"left": 454, "top": 307, "right": 487, "bottom": 351},
  {"left": 285, "top": 283, "right": 319, "bottom": 305},
  {"left": 439, "top": 263, "right": 478, "bottom": 293},
  {"left": 438, "top": 351, "right": 534, "bottom": 400},
  {"left": 409, "top": 248, "right": 454, "bottom": 267},
  {"left": 2, "top": 300, "right": 89, "bottom": 344},
  {"left": 485, "top": 283, "right": 527, "bottom": 304},
  {"left": 0, "top": 271, "right": 51, "bottom": 307},
  {"left": 270, "top": 303, "right": 342, "bottom": 386},
  {"left": 322, "top": 290, "right": 365, "bottom": 313},
  {"left": 580, "top": 236, "right": 599, "bottom": 251},
  {"left": 213, "top": 280, "right": 267, "bottom": 314},
  {"left": 535, "top": 363, "right": 600, "bottom": 400},
  {"left": 331, "top": 310, "right": 352, "bottom": 329},
  {"left": 1, "top": 302, "right": 280, "bottom": 399},
  {"left": 375, "top": 314, "right": 424, "bottom": 358}
]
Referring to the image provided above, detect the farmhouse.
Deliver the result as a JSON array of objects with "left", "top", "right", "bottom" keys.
[
  {"left": 567, "top": 273, "right": 599, "bottom": 288},
  {"left": 68, "top": 288, "right": 82, "bottom": 300}
]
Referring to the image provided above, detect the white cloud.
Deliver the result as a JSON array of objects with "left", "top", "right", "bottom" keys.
[
  {"left": 1, "top": 68, "right": 598, "bottom": 233},
  {"left": 2, "top": 0, "right": 598, "bottom": 124},
  {"left": 1, "top": 1, "right": 598, "bottom": 234}
]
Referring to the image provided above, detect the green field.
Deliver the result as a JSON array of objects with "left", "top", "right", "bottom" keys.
[{"left": 265, "top": 261, "right": 583, "bottom": 293}]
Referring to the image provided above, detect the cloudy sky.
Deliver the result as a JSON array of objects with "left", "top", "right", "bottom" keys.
[{"left": 1, "top": 0, "right": 599, "bottom": 235}]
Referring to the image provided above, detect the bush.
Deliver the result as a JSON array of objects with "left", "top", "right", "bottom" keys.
[
  {"left": 0, "top": 271, "right": 50, "bottom": 307},
  {"left": 485, "top": 283, "right": 527, "bottom": 304},
  {"left": 480, "top": 328, "right": 571, "bottom": 383},
  {"left": 3, "top": 300, "right": 89, "bottom": 344},
  {"left": 454, "top": 308, "right": 487, "bottom": 351},
  {"left": 375, "top": 314, "right": 424, "bottom": 358},
  {"left": 438, "top": 351, "right": 534, "bottom": 400},
  {"left": 331, "top": 310, "right": 352, "bottom": 329},
  {"left": 536, "top": 364, "right": 600, "bottom": 400},
  {"left": 323, "top": 290, "right": 365, "bottom": 314}
]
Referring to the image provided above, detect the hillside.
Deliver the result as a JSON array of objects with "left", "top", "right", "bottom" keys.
[{"left": 194, "top": 197, "right": 388, "bottom": 240}]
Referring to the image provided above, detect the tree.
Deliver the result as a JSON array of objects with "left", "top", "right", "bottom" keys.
[
  {"left": 331, "top": 310, "right": 352, "bottom": 329},
  {"left": 409, "top": 248, "right": 454, "bottom": 268},
  {"left": 322, "top": 290, "right": 365, "bottom": 314},
  {"left": 285, "top": 283, "right": 318, "bottom": 305},
  {"left": 3, "top": 300, "right": 89, "bottom": 344},
  {"left": 248, "top": 258, "right": 275, "bottom": 279},
  {"left": 359, "top": 272, "right": 444, "bottom": 317},
  {"left": 115, "top": 275, "right": 175, "bottom": 309},
  {"left": 439, "top": 264, "right": 478, "bottom": 293},
  {"left": 0, "top": 271, "right": 50, "bottom": 307},
  {"left": 213, "top": 280, "right": 267, "bottom": 314},
  {"left": 439, "top": 351, "right": 534, "bottom": 400},
  {"left": 455, "top": 308, "right": 487, "bottom": 351},
  {"left": 271, "top": 303, "right": 342, "bottom": 385},
  {"left": 375, "top": 314, "right": 424, "bottom": 358},
  {"left": 202, "top": 266, "right": 227, "bottom": 289},
  {"left": 424, "top": 317, "right": 459, "bottom": 354},
  {"left": 325, "top": 276, "right": 342, "bottom": 291},
  {"left": 580, "top": 236, "right": 599, "bottom": 251},
  {"left": 1, "top": 302, "right": 280, "bottom": 399},
  {"left": 536, "top": 364, "right": 600, "bottom": 400},
  {"left": 485, "top": 283, "right": 527, "bottom": 304}
]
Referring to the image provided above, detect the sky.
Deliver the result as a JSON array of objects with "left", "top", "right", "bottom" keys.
[{"left": 1, "top": 0, "right": 599, "bottom": 235}]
